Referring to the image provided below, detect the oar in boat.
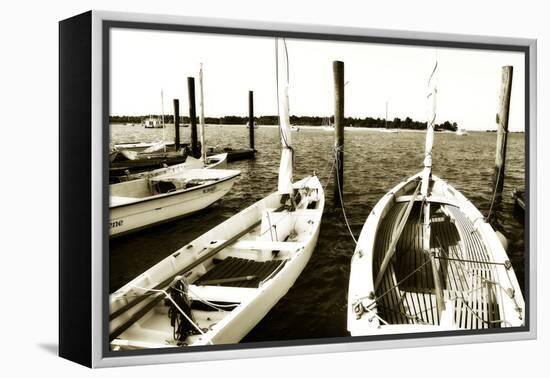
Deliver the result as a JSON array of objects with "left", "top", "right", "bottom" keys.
[
  {"left": 373, "top": 181, "right": 421, "bottom": 290},
  {"left": 109, "top": 219, "right": 262, "bottom": 340}
]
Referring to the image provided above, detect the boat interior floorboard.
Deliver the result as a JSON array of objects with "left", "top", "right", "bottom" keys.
[
  {"left": 194, "top": 257, "right": 286, "bottom": 288},
  {"left": 373, "top": 200, "right": 501, "bottom": 329}
]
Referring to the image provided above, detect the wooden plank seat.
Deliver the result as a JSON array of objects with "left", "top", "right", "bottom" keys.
[{"left": 194, "top": 257, "right": 286, "bottom": 288}]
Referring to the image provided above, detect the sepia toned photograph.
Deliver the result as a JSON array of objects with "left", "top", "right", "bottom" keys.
[{"left": 107, "top": 26, "right": 526, "bottom": 352}]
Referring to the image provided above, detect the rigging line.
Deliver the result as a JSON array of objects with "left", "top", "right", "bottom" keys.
[
  {"left": 334, "top": 146, "right": 357, "bottom": 245},
  {"left": 131, "top": 285, "right": 213, "bottom": 345},
  {"left": 433, "top": 234, "right": 520, "bottom": 317},
  {"left": 361, "top": 304, "right": 390, "bottom": 326},
  {"left": 322, "top": 155, "right": 337, "bottom": 193},
  {"left": 181, "top": 286, "right": 238, "bottom": 310},
  {"left": 485, "top": 159, "right": 503, "bottom": 221},
  {"left": 377, "top": 303, "right": 431, "bottom": 325},
  {"left": 433, "top": 255, "right": 509, "bottom": 267},
  {"left": 363, "top": 255, "right": 433, "bottom": 309}
]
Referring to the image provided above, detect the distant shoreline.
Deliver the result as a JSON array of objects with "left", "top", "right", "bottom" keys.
[{"left": 110, "top": 123, "right": 524, "bottom": 133}]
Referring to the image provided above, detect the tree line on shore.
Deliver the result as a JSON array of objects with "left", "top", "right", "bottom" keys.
[{"left": 110, "top": 115, "right": 459, "bottom": 131}]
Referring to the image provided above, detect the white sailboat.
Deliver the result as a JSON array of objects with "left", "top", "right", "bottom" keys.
[
  {"left": 347, "top": 61, "right": 524, "bottom": 336},
  {"left": 321, "top": 117, "right": 334, "bottom": 131},
  {"left": 108, "top": 38, "right": 325, "bottom": 349}
]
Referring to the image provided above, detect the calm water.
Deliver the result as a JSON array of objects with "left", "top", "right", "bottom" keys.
[{"left": 110, "top": 124, "right": 525, "bottom": 342}]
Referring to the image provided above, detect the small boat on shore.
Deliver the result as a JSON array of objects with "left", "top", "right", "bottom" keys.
[
  {"left": 109, "top": 168, "right": 240, "bottom": 237},
  {"left": 347, "top": 61, "right": 524, "bottom": 336},
  {"left": 109, "top": 38, "right": 325, "bottom": 349}
]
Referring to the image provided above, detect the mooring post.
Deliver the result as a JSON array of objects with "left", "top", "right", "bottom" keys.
[
  {"left": 173, "top": 99, "right": 180, "bottom": 151},
  {"left": 188, "top": 77, "right": 199, "bottom": 158},
  {"left": 249, "top": 90, "right": 255, "bottom": 150},
  {"left": 494, "top": 66, "right": 513, "bottom": 200},
  {"left": 333, "top": 61, "right": 345, "bottom": 205}
]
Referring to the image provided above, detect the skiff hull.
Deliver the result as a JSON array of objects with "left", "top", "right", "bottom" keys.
[
  {"left": 109, "top": 175, "right": 324, "bottom": 349},
  {"left": 109, "top": 169, "right": 240, "bottom": 237},
  {"left": 347, "top": 172, "right": 524, "bottom": 336}
]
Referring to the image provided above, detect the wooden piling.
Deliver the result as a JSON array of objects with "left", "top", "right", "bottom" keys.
[
  {"left": 249, "top": 90, "right": 255, "bottom": 150},
  {"left": 173, "top": 99, "right": 180, "bottom": 151},
  {"left": 333, "top": 61, "right": 345, "bottom": 204},
  {"left": 494, "top": 66, "right": 513, "bottom": 199},
  {"left": 188, "top": 77, "right": 199, "bottom": 158}
]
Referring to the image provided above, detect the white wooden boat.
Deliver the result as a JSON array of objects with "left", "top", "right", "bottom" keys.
[
  {"left": 109, "top": 176, "right": 324, "bottom": 349},
  {"left": 109, "top": 38, "right": 325, "bottom": 349},
  {"left": 109, "top": 168, "right": 240, "bottom": 237},
  {"left": 347, "top": 61, "right": 524, "bottom": 336},
  {"left": 120, "top": 153, "right": 228, "bottom": 181},
  {"left": 347, "top": 173, "right": 524, "bottom": 335}
]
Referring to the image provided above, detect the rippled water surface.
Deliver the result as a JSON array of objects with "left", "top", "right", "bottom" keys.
[{"left": 110, "top": 124, "right": 526, "bottom": 342}]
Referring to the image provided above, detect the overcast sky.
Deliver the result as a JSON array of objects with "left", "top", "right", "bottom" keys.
[{"left": 110, "top": 28, "right": 525, "bottom": 131}]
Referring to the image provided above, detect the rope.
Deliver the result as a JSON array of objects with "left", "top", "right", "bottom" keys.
[
  {"left": 485, "top": 157, "right": 503, "bottom": 221},
  {"left": 334, "top": 146, "right": 358, "bottom": 245},
  {"left": 131, "top": 285, "right": 213, "bottom": 345},
  {"left": 181, "top": 285, "right": 239, "bottom": 311}
]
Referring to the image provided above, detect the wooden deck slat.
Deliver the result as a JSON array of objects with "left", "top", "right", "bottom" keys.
[
  {"left": 373, "top": 199, "right": 501, "bottom": 329},
  {"left": 195, "top": 257, "right": 286, "bottom": 288}
]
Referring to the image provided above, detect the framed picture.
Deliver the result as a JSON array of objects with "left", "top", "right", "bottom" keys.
[{"left": 59, "top": 10, "right": 537, "bottom": 368}]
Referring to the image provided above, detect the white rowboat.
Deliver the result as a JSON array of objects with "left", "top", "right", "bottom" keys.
[
  {"left": 109, "top": 168, "right": 240, "bottom": 237},
  {"left": 109, "top": 176, "right": 324, "bottom": 348}
]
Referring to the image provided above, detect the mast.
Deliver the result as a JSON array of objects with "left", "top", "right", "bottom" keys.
[
  {"left": 423, "top": 59, "right": 445, "bottom": 315},
  {"left": 275, "top": 38, "right": 293, "bottom": 195},
  {"left": 421, "top": 62, "right": 437, "bottom": 196},
  {"left": 199, "top": 63, "right": 207, "bottom": 163},
  {"left": 161, "top": 90, "right": 166, "bottom": 152}
]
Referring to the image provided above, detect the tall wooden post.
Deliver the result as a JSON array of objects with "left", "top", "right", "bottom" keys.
[
  {"left": 249, "top": 91, "right": 255, "bottom": 150},
  {"left": 173, "top": 99, "right": 180, "bottom": 151},
  {"left": 333, "top": 61, "right": 345, "bottom": 205},
  {"left": 187, "top": 77, "right": 199, "bottom": 158},
  {"left": 494, "top": 66, "right": 513, "bottom": 199}
]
